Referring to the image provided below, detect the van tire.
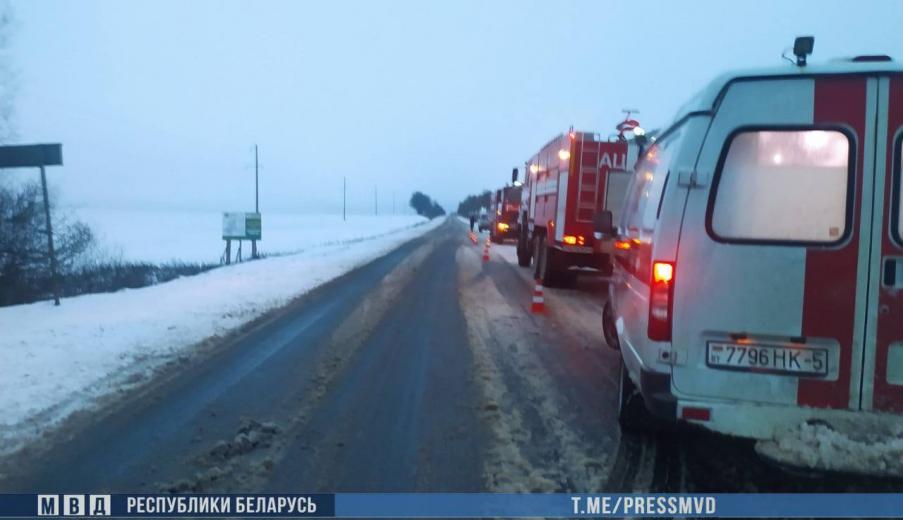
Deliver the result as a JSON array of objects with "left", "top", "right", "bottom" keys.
[
  {"left": 603, "top": 302, "right": 620, "bottom": 350},
  {"left": 618, "top": 360, "right": 652, "bottom": 433}
]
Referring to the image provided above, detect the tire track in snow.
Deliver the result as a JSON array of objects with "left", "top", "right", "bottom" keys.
[{"left": 456, "top": 243, "right": 611, "bottom": 492}]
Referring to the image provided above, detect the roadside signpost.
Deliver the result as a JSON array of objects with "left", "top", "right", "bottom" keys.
[
  {"left": 222, "top": 212, "right": 262, "bottom": 264},
  {"left": 0, "top": 143, "right": 64, "bottom": 305}
]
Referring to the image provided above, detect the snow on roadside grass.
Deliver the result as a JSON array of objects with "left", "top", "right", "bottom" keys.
[
  {"left": 71, "top": 207, "right": 428, "bottom": 264},
  {"left": 756, "top": 418, "right": 903, "bottom": 478},
  {"left": 0, "top": 216, "right": 443, "bottom": 455}
]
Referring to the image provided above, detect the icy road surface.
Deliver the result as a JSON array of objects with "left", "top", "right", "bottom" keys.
[
  {"left": 1, "top": 218, "right": 900, "bottom": 492},
  {"left": 0, "top": 217, "right": 440, "bottom": 455}
]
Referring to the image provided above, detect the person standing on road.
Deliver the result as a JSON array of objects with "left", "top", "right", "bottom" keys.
[{"left": 469, "top": 214, "right": 476, "bottom": 232}]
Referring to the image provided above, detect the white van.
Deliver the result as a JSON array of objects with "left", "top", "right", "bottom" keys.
[{"left": 602, "top": 43, "right": 903, "bottom": 439}]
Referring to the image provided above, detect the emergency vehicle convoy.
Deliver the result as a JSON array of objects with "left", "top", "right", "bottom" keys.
[
  {"left": 489, "top": 182, "right": 522, "bottom": 243},
  {"left": 515, "top": 128, "right": 638, "bottom": 285},
  {"left": 602, "top": 37, "right": 903, "bottom": 441}
]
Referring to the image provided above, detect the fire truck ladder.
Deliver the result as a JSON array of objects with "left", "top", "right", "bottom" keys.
[{"left": 575, "top": 132, "right": 601, "bottom": 222}]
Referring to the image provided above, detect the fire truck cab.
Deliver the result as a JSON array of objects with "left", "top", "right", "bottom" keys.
[
  {"left": 605, "top": 45, "right": 903, "bottom": 442},
  {"left": 490, "top": 184, "right": 522, "bottom": 243},
  {"left": 517, "top": 130, "right": 636, "bottom": 286}
]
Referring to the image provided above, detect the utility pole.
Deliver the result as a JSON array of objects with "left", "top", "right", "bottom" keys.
[
  {"left": 343, "top": 177, "right": 346, "bottom": 221},
  {"left": 255, "top": 145, "right": 259, "bottom": 213},
  {"left": 252, "top": 144, "right": 259, "bottom": 259}
]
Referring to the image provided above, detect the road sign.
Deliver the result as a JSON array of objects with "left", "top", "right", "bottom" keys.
[
  {"left": 0, "top": 143, "right": 64, "bottom": 305},
  {"left": 0, "top": 144, "right": 62, "bottom": 168},
  {"left": 245, "top": 213, "right": 261, "bottom": 240},
  {"left": 222, "top": 212, "right": 262, "bottom": 240}
]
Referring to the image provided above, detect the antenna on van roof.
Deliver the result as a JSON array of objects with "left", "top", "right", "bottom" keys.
[{"left": 792, "top": 36, "right": 814, "bottom": 67}]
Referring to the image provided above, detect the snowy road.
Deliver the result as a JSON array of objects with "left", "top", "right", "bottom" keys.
[{"left": 1, "top": 218, "right": 900, "bottom": 492}]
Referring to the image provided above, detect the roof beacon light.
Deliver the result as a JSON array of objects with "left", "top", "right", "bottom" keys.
[{"left": 793, "top": 36, "right": 814, "bottom": 67}]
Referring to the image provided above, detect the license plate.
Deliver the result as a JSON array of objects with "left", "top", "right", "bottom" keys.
[{"left": 706, "top": 341, "right": 828, "bottom": 377}]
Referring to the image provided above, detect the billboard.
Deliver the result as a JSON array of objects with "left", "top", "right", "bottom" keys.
[{"left": 222, "top": 212, "right": 262, "bottom": 240}]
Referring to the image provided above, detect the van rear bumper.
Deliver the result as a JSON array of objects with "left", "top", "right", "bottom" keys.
[{"left": 674, "top": 397, "right": 903, "bottom": 440}]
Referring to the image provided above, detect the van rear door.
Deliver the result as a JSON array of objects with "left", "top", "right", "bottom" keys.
[
  {"left": 868, "top": 76, "right": 903, "bottom": 413},
  {"left": 671, "top": 76, "right": 878, "bottom": 411}
]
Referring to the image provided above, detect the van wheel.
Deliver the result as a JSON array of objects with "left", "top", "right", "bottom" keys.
[
  {"left": 603, "top": 302, "right": 619, "bottom": 350},
  {"left": 618, "top": 360, "right": 652, "bottom": 433}
]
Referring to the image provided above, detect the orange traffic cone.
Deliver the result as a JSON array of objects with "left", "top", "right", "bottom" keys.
[
  {"left": 482, "top": 239, "right": 490, "bottom": 262},
  {"left": 530, "top": 279, "right": 545, "bottom": 313}
]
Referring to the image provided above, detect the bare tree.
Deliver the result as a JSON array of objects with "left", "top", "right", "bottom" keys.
[{"left": 0, "top": 2, "right": 96, "bottom": 305}]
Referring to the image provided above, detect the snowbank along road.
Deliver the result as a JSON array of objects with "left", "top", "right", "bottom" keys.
[{"left": 1, "top": 217, "right": 900, "bottom": 492}]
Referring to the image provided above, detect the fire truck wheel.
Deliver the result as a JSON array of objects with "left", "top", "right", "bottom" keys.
[
  {"left": 532, "top": 235, "right": 544, "bottom": 280},
  {"left": 598, "top": 260, "right": 613, "bottom": 277},
  {"left": 618, "top": 359, "right": 653, "bottom": 433},
  {"left": 536, "top": 237, "right": 561, "bottom": 287},
  {"left": 534, "top": 236, "right": 552, "bottom": 285},
  {"left": 517, "top": 245, "right": 531, "bottom": 267},
  {"left": 603, "top": 302, "right": 620, "bottom": 350}
]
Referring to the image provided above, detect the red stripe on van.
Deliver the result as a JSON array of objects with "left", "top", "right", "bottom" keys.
[
  {"left": 798, "top": 78, "right": 867, "bottom": 409},
  {"left": 873, "top": 77, "right": 903, "bottom": 413}
]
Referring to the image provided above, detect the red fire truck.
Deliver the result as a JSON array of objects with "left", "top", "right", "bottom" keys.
[
  {"left": 516, "top": 129, "right": 637, "bottom": 285},
  {"left": 489, "top": 183, "right": 522, "bottom": 243}
]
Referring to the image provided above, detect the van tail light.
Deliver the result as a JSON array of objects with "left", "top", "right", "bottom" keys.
[{"left": 648, "top": 261, "right": 674, "bottom": 341}]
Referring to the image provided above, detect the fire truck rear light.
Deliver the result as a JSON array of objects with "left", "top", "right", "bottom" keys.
[
  {"left": 563, "top": 235, "right": 577, "bottom": 245},
  {"left": 497, "top": 222, "right": 509, "bottom": 231},
  {"left": 577, "top": 235, "right": 585, "bottom": 246},
  {"left": 681, "top": 406, "right": 711, "bottom": 421},
  {"left": 648, "top": 261, "right": 674, "bottom": 341},
  {"left": 558, "top": 149, "right": 571, "bottom": 161}
]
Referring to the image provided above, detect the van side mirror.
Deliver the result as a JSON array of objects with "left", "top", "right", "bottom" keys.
[{"left": 593, "top": 210, "right": 614, "bottom": 236}]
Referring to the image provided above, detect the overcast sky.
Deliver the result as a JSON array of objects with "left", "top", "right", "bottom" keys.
[{"left": 7, "top": 0, "right": 903, "bottom": 215}]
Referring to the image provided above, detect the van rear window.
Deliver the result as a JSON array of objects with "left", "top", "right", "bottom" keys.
[{"left": 711, "top": 129, "right": 851, "bottom": 244}]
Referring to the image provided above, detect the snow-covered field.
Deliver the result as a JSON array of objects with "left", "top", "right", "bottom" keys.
[
  {"left": 0, "top": 212, "right": 442, "bottom": 455},
  {"left": 71, "top": 207, "right": 428, "bottom": 264}
]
